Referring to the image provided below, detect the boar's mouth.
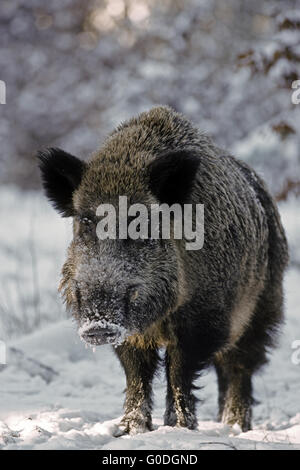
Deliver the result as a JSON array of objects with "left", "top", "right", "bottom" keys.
[
  {"left": 78, "top": 320, "right": 128, "bottom": 347},
  {"left": 81, "top": 327, "right": 119, "bottom": 346}
]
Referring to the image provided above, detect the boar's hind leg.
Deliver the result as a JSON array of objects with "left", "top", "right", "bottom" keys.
[
  {"left": 214, "top": 355, "right": 253, "bottom": 432},
  {"left": 214, "top": 283, "right": 284, "bottom": 432},
  {"left": 115, "top": 343, "right": 159, "bottom": 434}
]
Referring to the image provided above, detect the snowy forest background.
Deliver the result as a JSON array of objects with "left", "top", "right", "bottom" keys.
[
  {"left": 0, "top": 0, "right": 300, "bottom": 450},
  {"left": 1, "top": 0, "right": 300, "bottom": 194}
]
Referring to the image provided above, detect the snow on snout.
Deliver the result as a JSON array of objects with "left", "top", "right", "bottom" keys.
[{"left": 78, "top": 319, "right": 128, "bottom": 347}]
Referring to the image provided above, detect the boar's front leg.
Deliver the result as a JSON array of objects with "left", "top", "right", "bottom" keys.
[
  {"left": 164, "top": 343, "right": 199, "bottom": 430},
  {"left": 164, "top": 310, "right": 228, "bottom": 430},
  {"left": 114, "top": 343, "right": 159, "bottom": 435}
]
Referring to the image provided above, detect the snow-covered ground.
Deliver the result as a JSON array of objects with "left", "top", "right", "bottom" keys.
[{"left": 0, "top": 188, "right": 299, "bottom": 450}]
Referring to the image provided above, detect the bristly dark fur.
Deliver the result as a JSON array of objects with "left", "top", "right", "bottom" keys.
[{"left": 38, "top": 106, "right": 289, "bottom": 434}]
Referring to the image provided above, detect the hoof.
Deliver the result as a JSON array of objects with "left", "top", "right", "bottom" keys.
[{"left": 113, "top": 416, "right": 152, "bottom": 436}]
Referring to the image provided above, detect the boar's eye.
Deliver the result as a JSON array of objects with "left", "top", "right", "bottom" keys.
[
  {"left": 127, "top": 284, "right": 141, "bottom": 305},
  {"left": 76, "top": 215, "right": 96, "bottom": 234},
  {"left": 74, "top": 215, "right": 96, "bottom": 239},
  {"left": 80, "top": 216, "right": 94, "bottom": 226}
]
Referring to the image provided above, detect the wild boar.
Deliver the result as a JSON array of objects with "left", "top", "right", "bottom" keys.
[{"left": 38, "top": 106, "right": 288, "bottom": 433}]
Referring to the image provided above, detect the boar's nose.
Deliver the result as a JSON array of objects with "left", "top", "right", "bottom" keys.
[{"left": 81, "top": 327, "right": 116, "bottom": 345}]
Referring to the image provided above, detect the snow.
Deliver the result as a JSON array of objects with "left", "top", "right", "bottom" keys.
[
  {"left": 0, "top": 187, "right": 71, "bottom": 339},
  {"left": 0, "top": 188, "right": 300, "bottom": 450}
]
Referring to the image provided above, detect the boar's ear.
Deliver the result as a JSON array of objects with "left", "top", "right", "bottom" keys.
[
  {"left": 147, "top": 150, "right": 200, "bottom": 205},
  {"left": 37, "top": 147, "right": 87, "bottom": 217}
]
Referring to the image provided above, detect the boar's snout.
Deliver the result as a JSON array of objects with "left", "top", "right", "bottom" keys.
[
  {"left": 76, "top": 282, "right": 143, "bottom": 346},
  {"left": 81, "top": 326, "right": 118, "bottom": 346},
  {"left": 79, "top": 317, "right": 129, "bottom": 346}
]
